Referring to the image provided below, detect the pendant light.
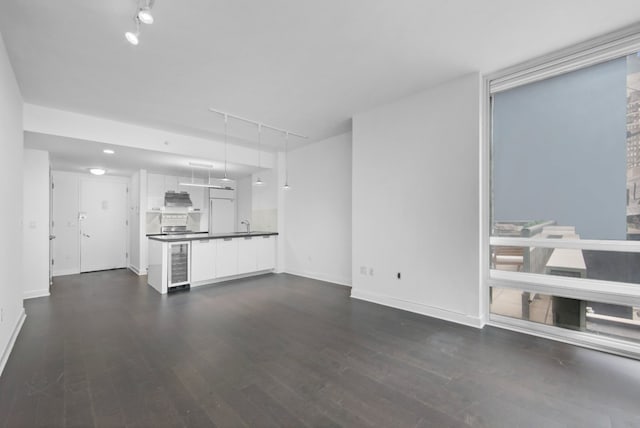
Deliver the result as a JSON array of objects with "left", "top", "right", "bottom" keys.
[
  {"left": 221, "top": 114, "right": 231, "bottom": 182},
  {"left": 254, "top": 123, "right": 264, "bottom": 186},
  {"left": 283, "top": 131, "right": 291, "bottom": 190}
]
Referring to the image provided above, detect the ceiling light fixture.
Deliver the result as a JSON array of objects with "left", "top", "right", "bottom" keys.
[
  {"left": 221, "top": 114, "right": 231, "bottom": 182},
  {"left": 254, "top": 123, "right": 264, "bottom": 186},
  {"left": 125, "top": 18, "right": 140, "bottom": 45},
  {"left": 179, "top": 162, "right": 235, "bottom": 189},
  {"left": 103, "top": 149, "right": 115, "bottom": 155},
  {"left": 283, "top": 132, "right": 291, "bottom": 190},
  {"left": 125, "top": 0, "right": 155, "bottom": 45},
  {"left": 137, "top": 0, "right": 155, "bottom": 24},
  {"left": 89, "top": 168, "right": 106, "bottom": 176}
]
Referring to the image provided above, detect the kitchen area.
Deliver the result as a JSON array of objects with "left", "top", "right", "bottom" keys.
[
  {"left": 143, "top": 172, "right": 278, "bottom": 293},
  {"left": 27, "top": 122, "right": 283, "bottom": 298}
]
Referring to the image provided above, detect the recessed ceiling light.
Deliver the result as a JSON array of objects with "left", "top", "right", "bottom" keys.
[
  {"left": 103, "top": 149, "right": 115, "bottom": 155},
  {"left": 89, "top": 168, "right": 106, "bottom": 176}
]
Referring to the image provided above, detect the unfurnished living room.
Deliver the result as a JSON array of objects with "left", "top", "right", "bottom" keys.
[{"left": 1, "top": 1, "right": 640, "bottom": 427}]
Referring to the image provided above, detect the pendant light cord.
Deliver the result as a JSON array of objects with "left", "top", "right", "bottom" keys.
[
  {"left": 285, "top": 131, "right": 289, "bottom": 184},
  {"left": 258, "top": 123, "right": 262, "bottom": 168},
  {"left": 224, "top": 114, "right": 228, "bottom": 179}
]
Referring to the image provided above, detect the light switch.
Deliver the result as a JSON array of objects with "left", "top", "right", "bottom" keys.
[{"left": 29, "top": 221, "right": 37, "bottom": 229}]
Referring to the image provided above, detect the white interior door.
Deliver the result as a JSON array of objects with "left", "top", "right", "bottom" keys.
[{"left": 80, "top": 179, "right": 127, "bottom": 272}]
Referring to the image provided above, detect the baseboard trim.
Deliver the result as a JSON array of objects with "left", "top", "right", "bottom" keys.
[
  {"left": 23, "top": 289, "right": 50, "bottom": 300},
  {"left": 0, "top": 308, "right": 26, "bottom": 377},
  {"left": 284, "top": 269, "right": 352, "bottom": 288},
  {"left": 350, "top": 289, "right": 484, "bottom": 329},
  {"left": 128, "top": 265, "right": 147, "bottom": 276},
  {"left": 53, "top": 268, "right": 80, "bottom": 277}
]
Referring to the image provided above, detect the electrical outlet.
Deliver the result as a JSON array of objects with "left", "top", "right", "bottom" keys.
[
  {"left": 369, "top": 268, "right": 374, "bottom": 276},
  {"left": 360, "top": 266, "right": 367, "bottom": 275}
]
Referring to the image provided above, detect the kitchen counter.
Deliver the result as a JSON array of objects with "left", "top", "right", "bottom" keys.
[
  {"left": 146, "top": 232, "right": 209, "bottom": 237},
  {"left": 148, "top": 231, "right": 278, "bottom": 294},
  {"left": 148, "top": 231, "right": 278, "bottom": 242}
]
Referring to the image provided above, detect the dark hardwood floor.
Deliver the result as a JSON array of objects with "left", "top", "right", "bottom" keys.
[{"left": 1, "top": 270, "right": 639, "bottom": 427}]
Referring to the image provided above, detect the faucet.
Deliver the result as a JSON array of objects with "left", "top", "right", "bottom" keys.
[{"left": 241, "top": 219, "right": 251, "bottom": 233}]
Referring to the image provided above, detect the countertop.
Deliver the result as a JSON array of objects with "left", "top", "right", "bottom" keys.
[
  {"left": 146, "top": 232, "right": 209, "bottom": 237},
  {"left": 148, "top": 231, "right": 279, "bottom": 242}
]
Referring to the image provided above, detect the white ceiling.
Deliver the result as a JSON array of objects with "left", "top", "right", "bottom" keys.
[
  {"left": 24, "top": 132, "right": 261, "bottom": 178},
  {"left": 2, "top": 1, "right": 640, "bottom": 147}
]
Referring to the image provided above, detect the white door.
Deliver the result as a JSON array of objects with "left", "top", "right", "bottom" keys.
[{"left": 80, "top": 179, "right": 127, "bottom": 272}]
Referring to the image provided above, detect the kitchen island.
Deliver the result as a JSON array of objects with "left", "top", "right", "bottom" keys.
[{"left": 147, "top": 231, "right": 278, "bottom": 294}]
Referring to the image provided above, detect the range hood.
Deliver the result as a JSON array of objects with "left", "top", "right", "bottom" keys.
[{"left": 164, "top": 191, "right": 192, "bottom": 207}]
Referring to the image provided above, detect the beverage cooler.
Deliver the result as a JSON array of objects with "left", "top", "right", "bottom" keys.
[{"left": 168, "top": 241, "right": 190, "bottom": 288}]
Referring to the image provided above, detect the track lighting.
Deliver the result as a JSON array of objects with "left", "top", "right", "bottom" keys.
[
  {"left": 125, "top": 0, "right": 155, "bottom": 45},
  {"left": 125, "top": 18, "right": 140, "bottom": 45},
  {"left": 137, "top": 6, "right": 154, "bottom": 24}
]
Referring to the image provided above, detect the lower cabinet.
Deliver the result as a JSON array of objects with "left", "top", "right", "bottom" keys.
[
  {"left": 238, "top": 237, "right": 258, "bottom": 274},
  {"left": 216, "top": 238, "right": 239, "bottom": 278},
  {"left": 257, "top": 235, "right": 276, "bottom": 270},
  {"left": 190, "top": 239, "right": 216, "bottom": 283},
  {"left": 190, "top": 235, "right": 277, "bottom": 283}
]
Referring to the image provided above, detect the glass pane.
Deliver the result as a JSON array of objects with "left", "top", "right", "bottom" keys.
[
  {"left": 491, "top": 54, "right": 640, "bottom": 241},
  {"left": 490, "top": 245, "right": 640, "bottom": 284},
  {"left": 490, "top": 286, "right": 640, "bottom": 343}
]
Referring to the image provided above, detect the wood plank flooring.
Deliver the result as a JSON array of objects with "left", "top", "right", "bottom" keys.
[{"left": 1, "top": 270, "right": 639, "bottom": 427}]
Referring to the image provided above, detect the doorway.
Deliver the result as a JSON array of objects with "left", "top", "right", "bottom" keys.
[{"left": 79, "top": 179, "right": 128, "bottom": 272}]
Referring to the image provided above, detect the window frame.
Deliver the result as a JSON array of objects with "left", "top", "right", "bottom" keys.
[{"left": 482, "top": 23, "right": 640, "bottom": 357}]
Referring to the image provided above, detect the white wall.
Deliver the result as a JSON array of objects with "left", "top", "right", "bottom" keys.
[
  {"left": 23, "top": 149, "right": 50, "bottom": 299},
  {"left": 236, "top": 176, "right": 253, "bottom": 231},
  {"left": 129, "top": 171, "right": 141, "bottom": 272},
  {"left": 351, "top": 73, "right": 483, "bottom": 328},
  {"left": 0, "top": 32, "right": 25, "bottom": 376},
  {"left": 252, "top": 168, "right": 278, "bottom": 231},
  {"left": 282, "top": 133, "right": 352, "bottom": 286},
  {"left": 51, "top": 171, "right": 80, "bottom": 276}
]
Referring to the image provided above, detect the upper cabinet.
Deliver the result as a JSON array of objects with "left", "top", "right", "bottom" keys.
[{"left": 147, "top": 173, "right": 165, "bottom": 210}]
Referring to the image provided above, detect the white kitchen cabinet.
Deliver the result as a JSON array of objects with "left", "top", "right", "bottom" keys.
[
  {"left": 256, "top": 235, "right": 276, "bottom": 270},
  {"left": 147, "top": 173, "right": 165, "bottom": 210},
  {"left": 216, "top": 238, "right": 238, "bottom": 277},
  {"left": 237, "top": 237, "right": 258, "bottom": 274},
  {"left": 190, "top": 239, "right": 216, "bottom": 283}
]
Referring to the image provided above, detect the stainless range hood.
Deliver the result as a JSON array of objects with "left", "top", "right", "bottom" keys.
[{"left": 164, "top": 191, "right": 192, "bottom": 208}]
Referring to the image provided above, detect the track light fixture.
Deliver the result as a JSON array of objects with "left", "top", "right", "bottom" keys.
[
  {"left": 125, "top": 0, "right": 155, "bottom": 46},
  {"left": 125, "top": 18, "right": 140, "bottom": 46}
]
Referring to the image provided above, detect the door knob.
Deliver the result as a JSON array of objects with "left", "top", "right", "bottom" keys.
[
  {"left": 49, "top": 235, "right": 56, "bottom": 240},
  {"left": 82, "top": 233, "right": 91, "bottom": 238}
]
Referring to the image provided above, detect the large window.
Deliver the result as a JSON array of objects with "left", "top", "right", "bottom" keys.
[{"left": 488, "top": 41, "right": 640, "bottom": 357}]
